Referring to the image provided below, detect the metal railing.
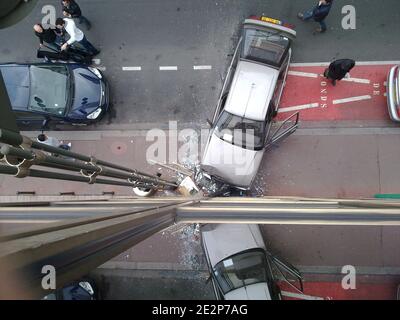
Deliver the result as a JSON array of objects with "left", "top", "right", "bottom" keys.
[
  {"left": 0, "top": 128, "right": 178, "bottom": 191},
  {"left": 1, "top": 196, "right": 400, "bottom": 298}
]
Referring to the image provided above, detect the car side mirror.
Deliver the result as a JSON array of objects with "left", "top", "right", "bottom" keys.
[{"left": 206, "top": 119, "right": 213, "bottom": 127}]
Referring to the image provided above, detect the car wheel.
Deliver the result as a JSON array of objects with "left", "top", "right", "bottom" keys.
[{"left": 133, "top": 187, "right": 157, "bottom": 197}]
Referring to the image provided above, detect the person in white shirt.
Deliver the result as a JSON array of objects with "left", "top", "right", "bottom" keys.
[
  {"left": 55, "top": 17, "right": 99, "bottom": 56},
  {"left": 37, "top": 133, "right": 60, "bottom": 149},
  {"left": 37, "top": 134, "right": 72, "bottom": 157}
]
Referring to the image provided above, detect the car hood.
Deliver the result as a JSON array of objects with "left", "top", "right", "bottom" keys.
[
  {"left": 201, "top": 133, "right": 264, "bottom": 188},
  {"left": 68, "top": 66, "right": 102, "bottom": 119},
  {"left": 224, "top": 282, "right": 272, "bottom": 300},
  {"left": 201, "top": 224, "right": 266, "bottom": 267},
  {"left": 0, "top": 65, "right": 30, "bottom": 109}
]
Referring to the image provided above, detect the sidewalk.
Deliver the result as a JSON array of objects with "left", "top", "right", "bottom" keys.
[{"left": 1, "top": 126, "right": 400, "bottom": 198}]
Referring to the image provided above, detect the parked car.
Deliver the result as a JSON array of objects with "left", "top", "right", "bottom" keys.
[
  {"left": 0, "top": 62, "right": 109, "bottom": 127},
  {"left": 43, "top": 278, "right": 98, "bottom": 300},
  {"left": 387, "top": 65, "right": 400, "bottom": 122},
  {"left": 201, "top": 16, "right": 299, "bottom": 190},
  {"left": 201, "top": 224, "right": 303, "bottom": 300}
]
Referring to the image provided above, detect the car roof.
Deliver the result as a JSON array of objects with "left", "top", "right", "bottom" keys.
[
  {"left": 225, "top": 60, "right": 279, "bottom": 121},
  {"left": 201, "top": 224, "right": 266, "bottom": 267}
]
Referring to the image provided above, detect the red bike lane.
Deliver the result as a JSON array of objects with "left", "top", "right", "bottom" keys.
[{"left": 277, "top": 63, "right": 396, "bottom": 121}]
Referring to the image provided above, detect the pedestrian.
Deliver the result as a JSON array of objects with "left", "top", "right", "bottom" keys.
[
  {"left": 55, "top": 17, "right": 100, "bottom": 56},
  {"left": 33, "top": 24, "right": 64, "bottom": 50},
  {"left": 37, "top": 134, "right": 72, "bottom": 156},
  {"left": 61, "top": 0, "right": 91, "bottom": 30},
  {"left": 37, "top": 133, "right": 61, "bottom": 152},
  {"left": 297, "top": 0, "right": 334, "bottom": 33},
  {"left": 324, "top": 59, "right": 356, "bottom": 86}
]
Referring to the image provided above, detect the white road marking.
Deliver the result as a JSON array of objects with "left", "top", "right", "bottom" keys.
[
  {"left": 193, "top": 65, "right": 212, "bottom": 70},
  {"left": 290, "top": 62, "right": 330, "bottom": 67},
  {"left": 122, "top": 66, "right": 142, "bottom": 71},
  {"left": 333, "top": 95, "right": 372, "bottom": 105},
  {"left": 356, "top": 61, "right": 400, "bottom": 66},
  {"left": 291, "top": 61, "right": 400, "bottom": 67},
  {"left": 384, "top": 93, "right": 387, "bottom": 97},
  {"left": 384, "top": 81, "right": 387, "bottom": 87},
  {"left": 288, "top": 70, "right": 319, "bottom": 78},
  {"left": 160, "top": 66, "right": 178, "bottom": 71},
  {"left": 278, "top": 103, "right": 320, "bottom": 113},
  {"left": 281, "top": 291, "right": 324, "bottom": 300},
  {"left": 342, "top": 77, "right": 371, "bottom": 84}
]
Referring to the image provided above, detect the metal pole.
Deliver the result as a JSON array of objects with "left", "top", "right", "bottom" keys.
[{"left": 0, "top": 128, "right": 179, "bottom": 189}]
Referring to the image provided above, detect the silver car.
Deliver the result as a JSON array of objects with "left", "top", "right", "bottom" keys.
[
  {"left": 387, "top": 65, "right": 400, "bottom": 122},
  {"left": 201, "top": 16, "right": 299, "bottom": 190},
  {"left": 201, "top": 224, "right": 303, "bottom": 300}
]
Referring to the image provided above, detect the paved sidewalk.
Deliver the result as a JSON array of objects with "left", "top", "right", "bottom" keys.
[{"left": 1, "top": 126, "right": 400, "bottom": 198}]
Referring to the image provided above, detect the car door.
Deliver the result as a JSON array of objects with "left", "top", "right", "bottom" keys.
[
  {"left": 272, "top": 51, "right": 291, "bottom": 113},
  {"left": 266, "top": 251, "right": 304, "bottom": 294},
  {"left": 14, "top": 110, "right": 47, "bottom": 128},
  {"left": 264, "top": 111, "right": 299, "bottom": 150}
]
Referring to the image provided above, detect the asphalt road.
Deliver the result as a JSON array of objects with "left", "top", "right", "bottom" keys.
[{"left": 1, "top": 0, "right": 400, "bottom": 129}]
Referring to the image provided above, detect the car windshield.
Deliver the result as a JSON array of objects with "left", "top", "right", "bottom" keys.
[
  {"left": 29, "top": 65, "right": 69, "bottom": 116},
  {"left": 242, "top": 28, "right": 289, "bottom": 67},
  {"left": 215, "top": 111, "right": 265, "bottom": 150},
  {"left": 213, "top": 249, "right": 270, "bottom": 294}
]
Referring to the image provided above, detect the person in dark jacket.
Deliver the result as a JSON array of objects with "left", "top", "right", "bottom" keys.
[
  {"left": 62, "top": 0, "right": 91, "bottom": 30},
  {"left": 33, "top": 24, "right": 64, "bottom": 50},
  {"left": 298, "top": 0, "right": 334, "bottom": 33},
  {"left": 324, "top": 59, "right": 356, "bottom": 86}
]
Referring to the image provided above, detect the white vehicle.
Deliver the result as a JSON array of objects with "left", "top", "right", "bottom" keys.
[
  {"left": 386, "top": 65, "right": 400, "bottom": 122},
  {"left": 201, "top": 224, "right": 303, "bottom": 300},
  {"left": 201, "top": 16, "right": 299, "bottom": 190}
]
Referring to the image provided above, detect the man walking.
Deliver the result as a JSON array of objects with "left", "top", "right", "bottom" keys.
[
  {"left": 298, "top": 0, "right": 334, "bottom": 33},
  {"left": 33, "top": 24, "right": 63, "bottom": 50},
  {"left": 61, "top": 0, "right": 91, "bottom": 30},
  {"left": 56, "top": 17, "right": 100, "bottom": 56},
  {"left": 324, "top": 59, "right": 356, "bottom": 86}
]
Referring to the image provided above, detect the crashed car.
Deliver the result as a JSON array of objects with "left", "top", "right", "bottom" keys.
[{"left": 201, "top": 16, "right": 299, "bottom": 190}]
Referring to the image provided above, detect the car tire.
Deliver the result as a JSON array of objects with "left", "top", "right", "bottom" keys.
[{"left": 133, "top": 187, "right": 157, "bottom": 197}]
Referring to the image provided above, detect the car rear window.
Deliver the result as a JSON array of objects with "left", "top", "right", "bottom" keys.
[
  {"left": 242, "top": 28, "right": 289, "bottom": 67},
  {"left": 213, "top": 249, "right": 270, "bottom": 294}
]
